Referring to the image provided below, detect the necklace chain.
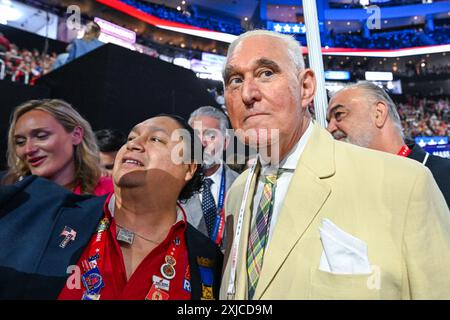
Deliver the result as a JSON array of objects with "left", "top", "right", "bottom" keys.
[{"left": 116, "top": 223, "right": 161, "bottom": 245}]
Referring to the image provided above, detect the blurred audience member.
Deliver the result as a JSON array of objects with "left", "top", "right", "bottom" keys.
[
  {"left": 184, "top": 106, "right": 239, "bottom": 251},
  {"left": 327, "top": 81, "right": 450, "bottom": 206},
  {"left": 52, "top": 44, "right": 71, "bottom": 70},
  {"left": 0, "top": 32, "right": 11, "bottom": 53},
  {"left": 95, "top": 129, "right": 127, "bottom": 177},
  {"left": 2, "top": 99, "right": 113, "bottom": 196},
  {"left": 66, "top": 22, "right": 104, "bottom": 63}
]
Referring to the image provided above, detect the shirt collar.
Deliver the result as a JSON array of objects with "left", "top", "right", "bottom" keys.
[
  {"left": 205, "top": 163, "right": 223, "bottom": 186},
  {"left": 260, "top": 120, "right": 314, "bottom": 173},
  {"left": 281, "top": 120, "right": 314, "bottom": 170}
]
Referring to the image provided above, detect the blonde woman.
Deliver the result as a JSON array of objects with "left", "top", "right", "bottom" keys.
[{"left": 2, "top": 99, "right": 113, "bottom": 195}]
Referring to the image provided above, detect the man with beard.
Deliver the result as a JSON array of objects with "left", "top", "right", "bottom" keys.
[
  {"left": 184, "top": 106, "right": 239, "bottom": 252},
  {"left": 327, "top": 81, "right": 449, "bottom": 207},
  {"left": 0, "top": 115, "right": 222, "bottom": 300}
]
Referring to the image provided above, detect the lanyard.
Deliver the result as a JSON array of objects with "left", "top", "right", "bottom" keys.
[
  {"left": 397, "top": 144, "right": 412, "bottom": 157},
  {"left": 226, "top": 157, "right": 259, "bottom": 299},
  {"left": 210, "top": 168, "right": 226, "bottom": 245},
  {"left": 80, "top": 216, "right": 110, "bottom": 300},
  {"left": 81, "top": 203, "right": 187, "bottom": 300}
]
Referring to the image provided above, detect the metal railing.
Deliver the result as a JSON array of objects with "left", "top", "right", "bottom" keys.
[
  {"left": 11, "top": 67, "right": 30, "bottom": 84},
  {"left": 0, "top": 58, "right": 5, "bottom": 80}
]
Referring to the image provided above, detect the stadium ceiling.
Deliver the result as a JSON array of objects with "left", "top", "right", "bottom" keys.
[{"left": 142, "top": 0, "right": 260, "bottom": 20}]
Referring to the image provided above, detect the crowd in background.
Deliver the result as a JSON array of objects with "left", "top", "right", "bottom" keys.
[
  {"left": 121, "top": 0, "right": 244, "bottom": 35},
  {"left": 398, "top": 96, "right": 449, "bottom": 137},
  {"left": 0, "top": 40, "right": 56, "bottom": 85},
  {"left": 329, "top": 26, "right": 450, "bottom": 49}
]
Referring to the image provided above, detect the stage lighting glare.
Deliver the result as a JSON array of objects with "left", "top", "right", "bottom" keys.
[
  {"left": 177, "top": 6, "right": 181, "bottom": 11},
  {"left": 421, "top": 62, "right": 426, "bottom": 67},
  {"left": 0, "top": 5, "right": 22, "bottom": 22},
  {"left": 182, "top": 0, "right": 186, "bottom": 4}
]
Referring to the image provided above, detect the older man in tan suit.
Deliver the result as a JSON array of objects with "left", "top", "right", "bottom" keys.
[{"left": 219, "top": 30, "right": 450, "bottom": 300}]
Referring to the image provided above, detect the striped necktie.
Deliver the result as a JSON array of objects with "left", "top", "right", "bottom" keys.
[{"left": 246, "top": 172, "right": 278, "bottom": 299}]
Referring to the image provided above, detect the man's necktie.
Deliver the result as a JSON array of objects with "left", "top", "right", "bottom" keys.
[
  {"left": 201, "top": 178, "right": 216, "bottom": 238},
  {"left": 246, "top": 173, "right": 278, "bottom": 300}
]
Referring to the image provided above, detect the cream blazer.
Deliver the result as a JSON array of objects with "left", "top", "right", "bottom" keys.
[{"left": 220, "top": 123, "right": 450, "bottom": 300}]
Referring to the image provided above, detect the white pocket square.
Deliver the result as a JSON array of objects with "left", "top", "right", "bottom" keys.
[{"left": 319, "top": 218, "right": 372, "bottom": 275}]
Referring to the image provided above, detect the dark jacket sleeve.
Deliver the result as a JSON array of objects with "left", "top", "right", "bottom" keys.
[{"left": 185, "top": 224, "right": 224, "bottom": 300}]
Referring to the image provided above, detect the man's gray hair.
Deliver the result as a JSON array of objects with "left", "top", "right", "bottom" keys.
[
  {"left": 188, "top": 106, "right": 230, "bottom": 137},
  {"left": 340, "top": 82, "right": 404, "bottom": 137},
  {"left": 223, "top": 29, "right": 305, "bottom": 79}
]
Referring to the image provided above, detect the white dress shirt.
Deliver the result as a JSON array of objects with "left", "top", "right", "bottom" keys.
[
  {"left": 199, "top": 163, "right": 224, "bottom": 206},
  {"left": 251, "top": 121, "right": 314, "bottom": 248}
]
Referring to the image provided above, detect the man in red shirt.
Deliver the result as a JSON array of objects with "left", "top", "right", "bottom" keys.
[{"left": 0, "top": 115, "right": 222, "bottom": 300}]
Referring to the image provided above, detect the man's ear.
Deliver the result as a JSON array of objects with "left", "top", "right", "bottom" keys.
[
  {"left": 71, "top": 126, "right": 84, "bottom": 146},
  {"left": 374, "top": 101, "right": 389, "bottom": 128},
  {"left": 184, "top": 163, "right": 198, "bottom": 182},
  {"left": 299, "top": 68, "right": 316, "bottom": 109}
]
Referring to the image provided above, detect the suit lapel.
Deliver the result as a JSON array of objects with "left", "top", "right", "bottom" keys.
[
  {"left": 184, "top": 194, "right": 207, "bottom": 234},
  {"left": 224, "top": 165, "right": 237, "bottom": 190},
  {"left": 254, "top": 124, "right": 335, "bottom": 299},
  {"left": 35, "top": 195, "right": 106, "bottom": 278}
]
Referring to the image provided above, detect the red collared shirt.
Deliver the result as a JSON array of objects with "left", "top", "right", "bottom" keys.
[{"left": 58, "top": 194, "right": 191, "bottom": 300}]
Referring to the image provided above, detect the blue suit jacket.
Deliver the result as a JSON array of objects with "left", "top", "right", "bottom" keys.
[{"left": 0, "top": 176, "right": 222, "bottom": 299}]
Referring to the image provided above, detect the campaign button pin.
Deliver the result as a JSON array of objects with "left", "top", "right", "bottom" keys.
[{"left": 160, "top": 263, "right": 176, "bottom": 280}]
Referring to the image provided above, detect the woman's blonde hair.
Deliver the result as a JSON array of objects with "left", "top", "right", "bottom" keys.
[{"left": 3, "top": 99, "right": 101, "bottom": 194}]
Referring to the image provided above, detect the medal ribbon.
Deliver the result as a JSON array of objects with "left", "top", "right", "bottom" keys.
[{"left": 147, "top": 203, "right": 188, "bottom": 300}]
